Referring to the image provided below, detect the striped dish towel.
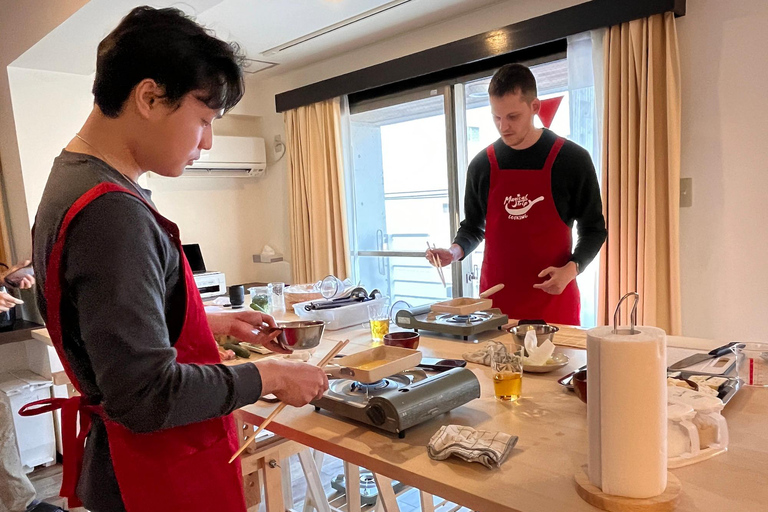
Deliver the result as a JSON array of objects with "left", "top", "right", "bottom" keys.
[{"left": 428, "top": 425, "right": 518, "bottom": 469}]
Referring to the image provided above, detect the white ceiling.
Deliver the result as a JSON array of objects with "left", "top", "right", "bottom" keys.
[{"left": 12, "top": 0, "right": 511, "bottom": 79}]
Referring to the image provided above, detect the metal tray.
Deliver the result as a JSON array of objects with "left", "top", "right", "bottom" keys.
[
  {"left": 558, "top": 367, "right": 741, "bottom": 405},
  {"left": 669, "top": 370, "right": 741, "bottom": 405}
]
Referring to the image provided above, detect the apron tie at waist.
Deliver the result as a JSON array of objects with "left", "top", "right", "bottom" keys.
[{"left": 19, "top": 396, "right": 103, "bottom": 507}]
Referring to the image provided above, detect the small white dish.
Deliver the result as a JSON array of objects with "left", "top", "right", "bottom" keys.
[{"left": 523, "top": 352, "right": 570, "bottom": 373}]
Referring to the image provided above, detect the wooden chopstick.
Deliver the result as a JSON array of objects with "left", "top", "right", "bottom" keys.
[
  {"left": 228, "top": 339, "right": 350, "bottom": 463},
  {"left": 426, "top": 242, "right": 447, "bottom": 288}
]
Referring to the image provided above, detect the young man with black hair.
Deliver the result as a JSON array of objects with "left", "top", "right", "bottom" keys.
[
  {"left": 428, "top": 64, "right": 606, "bottom": 325},
  {"left": 28, "top": 7, "right": 327, "bottom": 512}
]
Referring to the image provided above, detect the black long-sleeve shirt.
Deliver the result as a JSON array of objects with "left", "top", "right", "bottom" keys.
[
  {"left": 33, "top": 150, "right": 263, "bottom": 512},
  {"left": 454, "top": 129, "right": 606, "bottom": 272}
]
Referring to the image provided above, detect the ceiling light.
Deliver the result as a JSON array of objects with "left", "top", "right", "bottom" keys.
[
  {"left": 242, "top": 59, "right": 278, "bottom": 74},
  {"left": 260, "top": 0, "right": 413, "bottom": 56}
]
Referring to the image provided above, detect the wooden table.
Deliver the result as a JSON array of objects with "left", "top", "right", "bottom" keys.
[
  {"left": 31, "top": 317, "right": 768, "bottom": 512},
  {"left": 1, "top": 319, "right": 44, "bottom": 346},
  {"left": 236, "top": 320, "right": 768, "bottom": 512}
]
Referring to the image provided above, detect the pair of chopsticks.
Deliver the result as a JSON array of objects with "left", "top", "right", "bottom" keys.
[
  {"left": 426, "top": 242, "right": 447, "bottom": 288},
  {"left": 229, "top": 338, "right": 350, "bottom": 463}
]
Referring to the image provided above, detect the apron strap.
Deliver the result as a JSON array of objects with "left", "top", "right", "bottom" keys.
[
  {"left": 18, "top": 396, "right": 102, "bottom": 508},
  {"left": 543, "top": 137, "right": 566, "bottom": 172}
]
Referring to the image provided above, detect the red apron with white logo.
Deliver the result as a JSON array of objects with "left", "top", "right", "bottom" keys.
[
  {"left": 20, "top": 183, "right": 247, "bottom": 512},
  {"left": 479, "top": 138, "right": 581, "bottom": 325}
]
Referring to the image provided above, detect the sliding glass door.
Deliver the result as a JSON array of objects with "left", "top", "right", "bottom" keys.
[{"left": 347, "top": 87, "right": 457, "bottom": 306}]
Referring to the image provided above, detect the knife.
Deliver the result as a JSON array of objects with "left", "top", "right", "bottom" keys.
[{"left": 669, "top": 342, "right": 742, "bottom": 370}]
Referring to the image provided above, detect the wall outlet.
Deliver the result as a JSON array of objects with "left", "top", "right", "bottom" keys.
[{"left": 680, "top": 177, "right": 693, "bottom": 207}]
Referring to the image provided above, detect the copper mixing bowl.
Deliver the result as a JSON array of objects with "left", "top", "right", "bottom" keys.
[{"left": 572, "top": 369, "right": 588, "bottom": 403}]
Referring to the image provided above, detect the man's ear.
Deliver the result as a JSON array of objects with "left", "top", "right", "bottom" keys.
[
  {"left": 132, "top": 79, "right": 164, "bottom": 119},
  {"left": 530, "top": 97, "right": 541, "bottom": 116}
]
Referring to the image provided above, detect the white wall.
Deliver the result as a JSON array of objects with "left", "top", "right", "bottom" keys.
[
  {"left": 8, "top": 68, "right": 94, "bottom": 224},
  {"left": 677, "top": 0, "right": 768, "bottom": 341},
  {"left": 145, "top": 114, "right": 293, "bottom": 285}
]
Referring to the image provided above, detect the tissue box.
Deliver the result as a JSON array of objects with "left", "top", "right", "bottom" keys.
[{"left": 252, "top": 253, "right": 283, "bottom": 263}]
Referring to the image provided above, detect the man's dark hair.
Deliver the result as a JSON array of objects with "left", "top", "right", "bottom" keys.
[
  {"left": 93, "top": 6, "right": 245, "bottom": 118},
  {"left": 488, "top": 63, "right": 538, "bottom": 102}
]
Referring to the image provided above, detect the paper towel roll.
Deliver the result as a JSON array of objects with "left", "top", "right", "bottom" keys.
[{"left": 587, "top": 325, "right": 667, "bottom": 498}]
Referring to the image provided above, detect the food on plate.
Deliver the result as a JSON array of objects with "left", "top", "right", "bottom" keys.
[
  {"left": 667, "top": 376, "right": 696, "bottom": 390},
  {"left": 688, "top": 375, "right": 728, "bottom": 391},
  {"left": 666, "top": 376, "right": 718, "bottom": 396}
]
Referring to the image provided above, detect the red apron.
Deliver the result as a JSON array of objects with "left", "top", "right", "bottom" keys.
[
  {"left": 20, "top": 183, "right": 246, "bottom": 512},
  {"left": 479, "top": 138, "right": 581, "bottom": 325}
]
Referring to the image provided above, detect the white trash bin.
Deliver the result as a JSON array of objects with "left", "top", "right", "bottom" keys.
[{"left": 0, "top": 369, "right": 56, "bottom": 472}]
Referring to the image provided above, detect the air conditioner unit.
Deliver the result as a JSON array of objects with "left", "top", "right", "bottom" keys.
[{"left": 184, "top": 135, "right": 266, "bottom": 177}]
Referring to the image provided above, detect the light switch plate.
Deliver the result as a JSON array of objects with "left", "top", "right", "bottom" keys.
[{"left": 680, "top": 177, "right": 692, "bottom": 207}]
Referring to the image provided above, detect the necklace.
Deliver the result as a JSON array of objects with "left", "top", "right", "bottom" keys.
[{"left": 74, "top": 133, "right": 144, "bottom": 196}]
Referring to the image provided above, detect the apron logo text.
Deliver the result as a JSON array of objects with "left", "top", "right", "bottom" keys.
[{"left": 504, "top": 194, "right": 545, "bottom": 220}]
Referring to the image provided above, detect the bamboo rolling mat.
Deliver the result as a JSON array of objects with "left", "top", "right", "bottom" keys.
[{"left": 549, "top": 325, "right": 588, "bottom": 350}]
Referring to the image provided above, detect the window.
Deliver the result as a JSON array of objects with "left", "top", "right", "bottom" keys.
[
  {"left": 344, "top": 50, "right": 601, "bottom": 326},
  {"left": 347, "top": 90, "right": 454, "bottom": 306}
]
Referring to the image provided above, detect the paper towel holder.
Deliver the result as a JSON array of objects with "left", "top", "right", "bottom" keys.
[{"left": 613, "top": 292, "right": 639, "bottom": 335}]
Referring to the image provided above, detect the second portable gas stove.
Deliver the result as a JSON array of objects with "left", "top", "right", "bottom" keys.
[{"left": 394, "top": 304, "right": 508, "bottom": 340}]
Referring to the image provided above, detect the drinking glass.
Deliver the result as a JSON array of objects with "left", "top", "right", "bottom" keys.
[
  {"left": 491, "top": 343, "right": 524, "bottom": 401},
  {"left": 268, "top": 282, "right": 285, "bottom": 312},
  {"left": 367, "top": 302, "right": 390, "bottom": 344},
  {"left": 320, "top": 275, "right": 345, "bottom": 299}
]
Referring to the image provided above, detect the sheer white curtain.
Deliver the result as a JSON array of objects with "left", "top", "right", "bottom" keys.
[{"left": 567, "top": 29, "right": 607, "bottom": 327}]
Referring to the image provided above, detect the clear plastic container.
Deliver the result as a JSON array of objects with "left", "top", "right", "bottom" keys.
[
  {"left": 248, "top": 286, "right": 269, "bottom": 313},
  {"left": 667, "top": 386, "right": 728, "bottom": 467},
  {"left": 293, "top": 297, "right": 389, "bottom": 330},
  {"left": 737, "top": 342, "right": 768, "bottom": 387},
  {"left": 667, "top": 401, "right": 700, "bottom": 461}
]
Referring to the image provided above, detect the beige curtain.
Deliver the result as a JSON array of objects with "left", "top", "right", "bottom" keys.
[
  {"left": 284, "top": 98, "right": 350, "bottom": 284},
  {"left": 597, "top": 12, "right": 682, "bottom": 334}
]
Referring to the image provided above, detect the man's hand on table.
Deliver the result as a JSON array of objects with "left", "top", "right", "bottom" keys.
[
  {"left": 207, "top": 310, "right": 290, "bottom": 354},
  {"left": 534, "top": 261, "right": 578, "bottom": 295},
  {"left": 256, "top": 359, "right": 329, "bottom": 406}
]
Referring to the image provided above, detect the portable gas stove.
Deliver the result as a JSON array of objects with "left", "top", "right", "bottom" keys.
[
  {"left": 311, "top": 367, "right": 480, "bottom": 438},
  {"left": 394, "top": 304, "right": 508, "bottom": 340}
]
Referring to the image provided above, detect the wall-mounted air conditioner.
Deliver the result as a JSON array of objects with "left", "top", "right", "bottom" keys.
[{"left": 184, "top": 135, "right": 266, "bottom": 177}]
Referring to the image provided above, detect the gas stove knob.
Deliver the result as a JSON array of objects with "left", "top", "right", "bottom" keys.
[{"left": 366, "top": 404, "right": 387, "bottom": 426}]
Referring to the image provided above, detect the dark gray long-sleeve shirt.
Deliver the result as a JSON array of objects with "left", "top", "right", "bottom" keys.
[
  {"left": 454, "top": 129, "right": 607, "bottom": 272},
  {"left": 33, "top": 150, "right": 262, "bottom": 512}
]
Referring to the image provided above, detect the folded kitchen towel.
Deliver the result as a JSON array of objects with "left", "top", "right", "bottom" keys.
[
  {"left": 462, "top": 341, "right": 506, "bottom": 366},
  {"left": 428, "top": 425, "right": 518, "bottom": 469}
]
